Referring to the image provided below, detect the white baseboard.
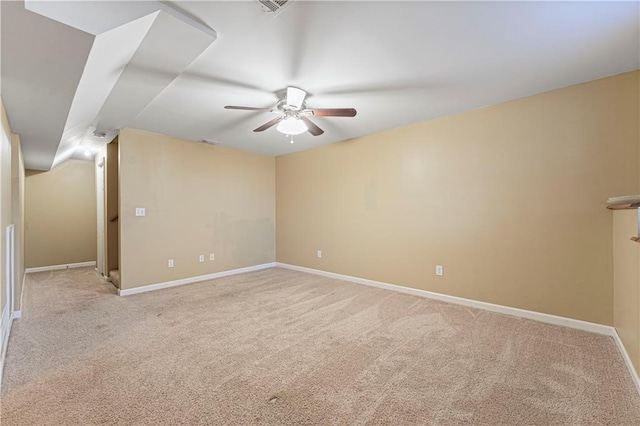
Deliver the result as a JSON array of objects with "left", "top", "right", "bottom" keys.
[
  {"left": 118, "top": 262, "right": 277, "bottom": 296},
  {"left": 276, "top": 262, "right": 640, "bottom": 395},
  {"left": 1, "top": 304, "right": 22, "bottom": 391},
  {"left": 275, "top": 263, "right": 614, "bottom": 336},
  {"left": 0, "top": 304, "right": 13, "bottom": 392},
  {"left": 612, "top": 329, "right": 640, "bottom": 395},
  {"left": 26, "top": 261, "right": 96, "bottom": 274},
  {"left": 0, "top": 275, "right": 25, "bottom": 390}
]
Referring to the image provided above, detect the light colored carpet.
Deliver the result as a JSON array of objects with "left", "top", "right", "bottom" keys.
[{"left": 1, "top": 267, "right": 639, "bottom": 425}]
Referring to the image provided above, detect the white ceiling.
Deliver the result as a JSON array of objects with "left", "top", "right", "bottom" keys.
[{"left": 2, "top": 1, "right": 639, "bottom": 170}]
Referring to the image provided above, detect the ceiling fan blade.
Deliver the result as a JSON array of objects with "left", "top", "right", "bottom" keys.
[
  {"left": 286, "top": 87, "right": 306, "bottom": 110},
  {"left": 306, "top": 108, "right": 357, "bottom": 117},
  {"left": 300, "top": 116, "right": 324, "bottom": 136},
  {"left": 253, "top": 117, "right": 283, "bottom": 132},
  {"left": 225, "top": 105, "right": 273, "bottom": 111}
]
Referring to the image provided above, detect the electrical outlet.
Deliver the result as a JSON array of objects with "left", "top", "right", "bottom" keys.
[
  {"left": 210, "top": 253, "right": 215, "bottom": 261},
  {"left": 317, "top": 250, "right": 322, "bottom": 258},
  {"left": 135, "top": 207, "right": 146, "bottom": 217},
  {"left": 199, "top": 254, "right": 205, "bottom": 263},
  {"left": 436, "top": 265, "right": 444, "bottom": 276},
  {"left": 168, "top": 259, "right": 174, "bottom": 268}
]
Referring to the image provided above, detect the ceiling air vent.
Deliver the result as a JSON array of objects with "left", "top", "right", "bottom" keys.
[{"left": 257, "top": 0, "right": 292, "bottom": 16}]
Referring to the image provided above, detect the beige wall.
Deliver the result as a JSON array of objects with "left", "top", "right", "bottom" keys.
[
  {"left": 613, "top": 70, "right": 640, "bottom": 378},
  {"left": 1, "top": 100, "right": 13, "bottom": 314},
  {"left": 1, "top": 103, "right": 8, "bottom": 312},
  {"left": 1, "top": 127, "right": 9, "bottom": 313},
  {"left": 613, "top": 210, "right": 640, "bottom": 373},
  {"left": 1, "top": 98, "right": 25, "bottom": 322},
  {"left": 118, "top": 128, "right": 275, "bottom": 290},
  {"left": 277, "top": 71, "right": 640, "bottom": 326},
  {"left": 25, "top": 160, "right": 97, "bottom": 268},
  {"left": 11, "top": 133, "right": 25, "bottom": 311}
]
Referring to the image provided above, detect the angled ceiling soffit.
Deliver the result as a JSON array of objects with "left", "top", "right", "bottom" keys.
[
  {"left": 52, "top": 13, "right": 159, "bottom": 168},
  {"left": 94, "top": 10, "right": 217, "bottom": 134},
  {"left": 24, "top": 0, "right": 217, "bottom": 169}
]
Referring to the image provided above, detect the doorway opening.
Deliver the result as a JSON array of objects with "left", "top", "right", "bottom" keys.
[{"left": 105, "top": 137, "right": 119, "bottom": 288}]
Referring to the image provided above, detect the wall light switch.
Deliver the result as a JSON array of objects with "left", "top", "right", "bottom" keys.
[
  {"left": 135, "top": 207, "right": 146, "bottom": 217},
  {"left": 317, "top": 250, "right": 322, "bottom": 258},
  {"left": 210, "top": 253, "right": 215, "bottom": 261},
  {"left": 199, "top": 254, "right": 205, "bottom": 263},
  {"left": 436, "top": 265, "right": 444, "bottom": 276}
]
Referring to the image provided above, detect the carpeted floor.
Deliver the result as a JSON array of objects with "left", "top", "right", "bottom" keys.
[{"left": 1, "top": 267, "right": 639, "bottom": 425}]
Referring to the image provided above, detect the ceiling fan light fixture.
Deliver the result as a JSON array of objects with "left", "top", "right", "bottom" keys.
[
  {"left": 286, "top": 87, "right": 306, "bottom": 110},
  {"left": 226, "top": 86, "right": 355, "bottom": 137},
  {"left": 277, "top": 117, "right": 307, "bottom": 135}
]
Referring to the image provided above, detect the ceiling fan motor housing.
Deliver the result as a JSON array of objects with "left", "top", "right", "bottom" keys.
[{"left": 276, "top": 99, "right": 305, "bottom": 115}]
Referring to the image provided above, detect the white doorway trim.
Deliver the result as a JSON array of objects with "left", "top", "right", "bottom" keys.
[{"left": 96, "top": 154, "right": 105, "bottom": 276}]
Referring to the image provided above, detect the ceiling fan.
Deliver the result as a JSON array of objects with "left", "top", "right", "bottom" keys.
[{"left": 224, "top": 87, "right": 357, "bottom": 136}]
